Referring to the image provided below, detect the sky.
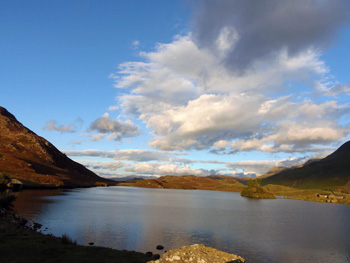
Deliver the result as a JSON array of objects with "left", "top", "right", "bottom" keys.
[{"left": 1, "top": 0, "right": 350, "bottom": 179}]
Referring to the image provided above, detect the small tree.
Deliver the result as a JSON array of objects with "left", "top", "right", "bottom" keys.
[
  {"left": 0, "top": 193, "right": 17, "bottom": 210},
  {"left": 247, "top": 178, "right": 262, "bottom": 188},
  {"left": 0, "top": 173, "right": 9, "bottom": 186}
]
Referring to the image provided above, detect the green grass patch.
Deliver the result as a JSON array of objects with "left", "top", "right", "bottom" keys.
[
  {"left": 241, "top": 179, "right": 276, "bottom": 199},
  {"left": 263, "top": 184, "right": 321, "bottom": 196}
]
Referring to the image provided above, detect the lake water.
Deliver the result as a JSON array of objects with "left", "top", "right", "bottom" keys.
[{"left": 13, "top": 186, "right": 350, "bottom": 262}]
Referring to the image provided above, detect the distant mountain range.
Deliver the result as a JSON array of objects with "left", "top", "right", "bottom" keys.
[
  {"left": 120, "top": 142, "right": 350, "bottom": 193},
  {"left": 2, "top": 106, "right": 350, "bottom": 192},
  {"left": 262, "top": 141, "right": 350, "bottom": 190},
  {"left": 119, "top": 174, "right": 246, "bottom": 192},
  {"left": 0, "top": 107, "right": 116, "bottom": 188}
]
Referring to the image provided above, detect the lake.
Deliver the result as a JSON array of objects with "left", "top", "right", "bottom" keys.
[{"left": 13, "top": 186, "right": 350, "bottom": 262}]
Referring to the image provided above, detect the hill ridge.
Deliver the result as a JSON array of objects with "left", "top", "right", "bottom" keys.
[
  {"left": 263, "top": 141, "right": 350, "bottom": 190},
  {"left": 0, "top": 106, "right": 115, "bottom": 188}
]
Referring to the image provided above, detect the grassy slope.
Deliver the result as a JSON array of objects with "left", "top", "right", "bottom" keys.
[
  {"left": 0, "top": 212, "right": 150, "bottom": 263},
  {"left": 240, "top": 186, "right": 276, "bottom": 199},
  {"left": 240, "top": 179, "right": 276, "bottom": 199},
  {"left": 263, "top": 184, "right": 350, "bottom": 204},
  {"left": 262, "top": 184, "right": 320, "bottom": 196}
]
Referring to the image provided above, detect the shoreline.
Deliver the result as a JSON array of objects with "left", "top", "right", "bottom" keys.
[
  {"left": 9, "top": 184, "right": 350, "bottom": 205},
  {"left": 0, "top": 207, "right": 246, "bottom": 263},
  {"left": 0, "top": 208, "right": 155, "bottom": 263}
]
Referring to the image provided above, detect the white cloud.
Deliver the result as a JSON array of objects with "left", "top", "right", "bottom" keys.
[
  {"left": 112, "top": 34, "right": 350, "bottom": 153},
  {"left": 108, "top": 105, "right": 119, "bottom": 111},
  {"left": 106, "top": 0, "right": 350, "bottom": 161},
  {"left": 64, "top": 149, "right": 185, "bottom": 162},
  {"left": 43, "top": 118, "right": 83, "bottom": 133},
  {"left": 84, "top": 160, "right": 126, "bottom": 171},
  {"left": 215, "top": 27, "right": 239, "bottom": 55},
  {"left": 132, "top": 40, "right": 140, "bottom": 49},
  {"left": 88, "top": 113, "right": 141, "bottom": 141},
  {"left": 325, "top": 83, "right": 350, "bottom": 96},
  {"left": 125, "top": 162, "right": 212, "bottom": 177}
]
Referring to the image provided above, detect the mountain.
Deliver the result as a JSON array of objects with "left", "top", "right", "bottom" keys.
[
  {"left": 208, "top": 175, "right": 252, "bottom": 185},
  {"left": 0, "top": 107, "right": 116, "bottom": 188},
  {"left": 263, "top": 141, "right": 350, "bottom": 189},
  {"left": 119, "top": 174, "right": 245, "bottom": 192},
  {"left": 260, "top": 167, "right": 288, "bottom": 178}
]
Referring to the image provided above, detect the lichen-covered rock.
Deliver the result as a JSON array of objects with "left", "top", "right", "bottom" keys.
[{"left": 147, "top": 244, "right": 245, "bottom": 263}]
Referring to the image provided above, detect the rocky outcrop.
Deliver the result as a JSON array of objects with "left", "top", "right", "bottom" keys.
[{"left": 147, "top": 244, "right": 245, "bottom": 263}]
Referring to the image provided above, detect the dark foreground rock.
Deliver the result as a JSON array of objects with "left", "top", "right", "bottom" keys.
[{"left": 147, "top": 244, "right": 245, "bottom": 263}]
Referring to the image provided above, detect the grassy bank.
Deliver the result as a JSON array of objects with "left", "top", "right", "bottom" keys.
[
  {"left": 263, "top": 184, "right": 350, "bottom": 204},
  {"left": 0, "top": 209, "right": 151, "bottom": 263}
]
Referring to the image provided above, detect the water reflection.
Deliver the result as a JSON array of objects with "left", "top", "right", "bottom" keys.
[
  {"left": 13, "top": 187, "right": 350, "bottom": 263},
  {"left": 12, "top": 189, "right": 63, "bottom": 220}
]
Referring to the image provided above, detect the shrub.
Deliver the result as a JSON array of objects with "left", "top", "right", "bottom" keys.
[
  {"left": 0, "top": 193, "right": 17, "bottom": 210},
  {"left": 247, "top": 178, "right": 262, "bottom": 188},
  {"left": 61, "top": 233, "right": 77, "bottom": 245},
  {"left": 0, "top": 173, "right": 9, "bottom": 186}
]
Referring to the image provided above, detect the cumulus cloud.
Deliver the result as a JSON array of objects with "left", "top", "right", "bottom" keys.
[
  {"left": 109, "top": 1, "right": 350, "bottom": 156},
  {"left": 115, "top": 41, "right": 349, "bottom": 151},
  {"left": 65, "top": 147, "right": 335, "bottom": 178},
  {"left": 191, "top": 0, "right": 350, "bottom": 73},
  {"left": 65, "top": 149, "right": 219, "bottom": 177},
  {"left": 125, "top": 162, "right": 214, "bottom": 177},
  {"left": 87, "top": 113, "right": 141, "bottom": 141},
  {"left": 43, "top": 118, "right": 83, "bottom": 133}
]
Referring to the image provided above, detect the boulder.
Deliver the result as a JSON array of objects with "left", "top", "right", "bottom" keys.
[{"left": 147, "top": 244, "right": 245, "bottom": 263}]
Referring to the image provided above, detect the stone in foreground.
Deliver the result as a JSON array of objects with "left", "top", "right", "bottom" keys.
[{"left": 147, "top": 244, "right": 245, "bottom": 263}]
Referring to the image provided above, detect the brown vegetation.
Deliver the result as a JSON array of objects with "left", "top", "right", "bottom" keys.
[{"left": 118, "top": 175, "right": 245, "bottom": 192}]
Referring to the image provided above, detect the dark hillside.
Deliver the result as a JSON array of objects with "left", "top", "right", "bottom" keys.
[
  {"left": 0, "top": 106, "right": 116, "bottom": 188},
  {"left": 263, "top": 141, "right": 350, "bottom": 189}
]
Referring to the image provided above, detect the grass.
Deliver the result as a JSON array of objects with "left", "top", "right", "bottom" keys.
[
  {"left": 240, "top": 179, "right": 276, "bottom": 199},
  {"left": 0, "top": 212, "right": 150, "bottom": 263},
  {"left": 0, "top": 194, "right": 17, "bottom": 210},
  {"left": 262, "top": 184, "right": 320, "bottom": 196},
  {"left": 61, "top": 233, "right": 77, "bottom": 245},
  {"left": 262, "top": 184, "right": 350, "bottom": 204}
]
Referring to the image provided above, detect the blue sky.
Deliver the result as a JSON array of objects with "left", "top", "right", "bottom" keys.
[{"left": 1, "top": 0, "right": 350, "bottom": 179}]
